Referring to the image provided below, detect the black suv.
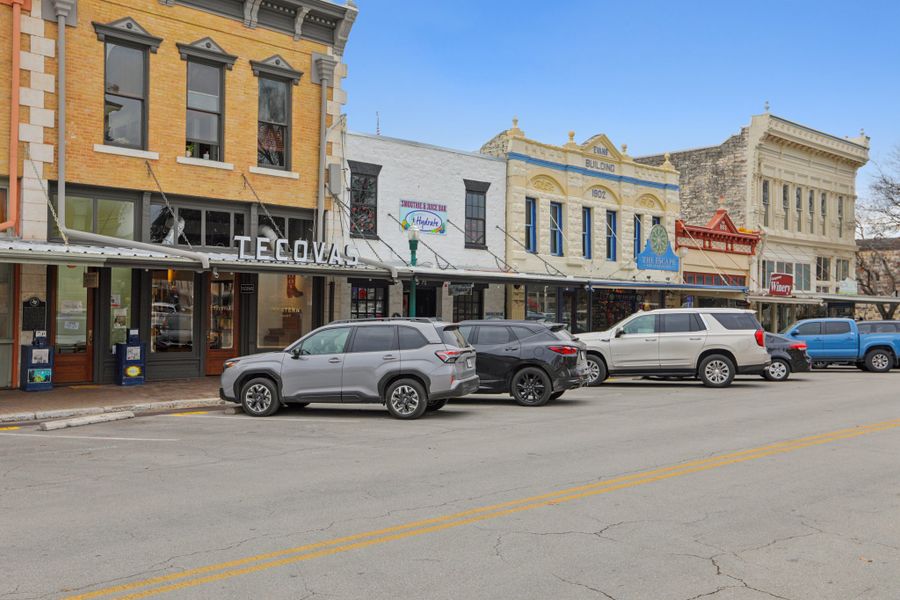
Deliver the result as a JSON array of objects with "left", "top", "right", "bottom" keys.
[{"left": 459, "top": 320, "right": 589, "bottom": 406}]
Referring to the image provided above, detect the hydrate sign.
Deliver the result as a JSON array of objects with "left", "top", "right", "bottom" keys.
[{"left": 400, "top": 200, "right": 447, "bottom": 234}]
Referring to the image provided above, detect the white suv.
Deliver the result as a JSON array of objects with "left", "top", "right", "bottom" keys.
[{"left": 580, "top": 308, "right": 770, "bottom": 388}]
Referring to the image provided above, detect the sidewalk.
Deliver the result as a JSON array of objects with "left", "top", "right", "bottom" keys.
[{"left": 0, "top": 377, "right": 226, "bottom": 423}]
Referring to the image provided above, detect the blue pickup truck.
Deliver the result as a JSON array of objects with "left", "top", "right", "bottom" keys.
[{"left": 781, "top": 318, "right": 900, "bottom": 372}]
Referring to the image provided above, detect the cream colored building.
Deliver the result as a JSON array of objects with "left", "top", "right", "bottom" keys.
[
  {"left": 481, "top": 120, "right": 682, "bottom": 332},
  {"left": 637, "top": 112, "right": 869, "bottom": 330}
]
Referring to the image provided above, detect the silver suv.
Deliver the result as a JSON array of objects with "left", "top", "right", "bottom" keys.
[
  {"left": 220, "top": 318, "right": 479, "bottom": 419},
  {"left": 580, "top": 308, "right": 770, "bottom": 387}
]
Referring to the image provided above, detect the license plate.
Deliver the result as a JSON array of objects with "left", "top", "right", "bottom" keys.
[{"left": 466, "top": 357, "right": 473, "bottom": 369}]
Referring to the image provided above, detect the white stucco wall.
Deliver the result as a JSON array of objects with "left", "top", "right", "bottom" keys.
[{"left": 336, "top": 132, "right": 507, "bottom": 271}]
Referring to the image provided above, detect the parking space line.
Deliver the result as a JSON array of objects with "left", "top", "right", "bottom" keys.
[
  {"left": 66, "top": 417, "right": 900, "bottom": 600},
  {"left": 169, "top": 411, "right": 210, "bottom": 416},
  {"left": 159, "top": 414, "right": 364, "bottom": 423},
  {"left": 0, "top": 425, "right": 21, "bottom": 431},
  {"left": 0, "top": 433, "right": 178, "bottom": 442}
]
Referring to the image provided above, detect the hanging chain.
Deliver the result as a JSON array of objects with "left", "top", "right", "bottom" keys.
[
  {"left": 28, "top": 149, "right": 68, "bottom": 245},
  {"left": 445, "top": 217, "right": 515, "bottom": 272},
  {"left": 387, "top": 213, "right": 455, "bottom": 270},
  {"left": 241, "top": 173, "right": 285, "bottom": 240},
  {"left": 145, "top": 161, "right": 194, "bottom": 249}
]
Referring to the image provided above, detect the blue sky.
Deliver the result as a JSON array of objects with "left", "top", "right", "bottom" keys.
[{"left": 342, "top": 0, "right": 900, "bottom": 199}]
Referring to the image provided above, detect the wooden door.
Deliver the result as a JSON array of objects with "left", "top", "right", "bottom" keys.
[
  {"left": 205, "top": 272, "right": 239, "bottom": 376},
  {"left": 53, "top": 266, "right": 95, "bottom": 384}
]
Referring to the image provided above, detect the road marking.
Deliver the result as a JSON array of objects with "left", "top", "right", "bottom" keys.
[
  {"left": 0, "top": 433, "right": 178, "bottom": 442},
  {"left": 160, "top": 414, "right": 364, "bottom": 423},
  {"left": 66, "top": 418, "right": 900, "bottom": 600},
  {"left": 169, "top": 411, "right": 209, "bottom": 416},
  {"left": 0, "top": 425, "right": 21, "bottom": 431}
]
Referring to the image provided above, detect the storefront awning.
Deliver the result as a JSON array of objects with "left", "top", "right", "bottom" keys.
[
  {"left": 746, "top": 294, "right": 823, "bottom": 305},
  {"left": 813, "top": 293, "right": 900, "bottom": 306},
  {"left": 0, "top": 240, "right": 393, "bottom": 278}
]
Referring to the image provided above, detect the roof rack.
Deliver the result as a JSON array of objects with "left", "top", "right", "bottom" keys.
[{"left": 328, "top": 317, "right": 442, "bottom": 325}]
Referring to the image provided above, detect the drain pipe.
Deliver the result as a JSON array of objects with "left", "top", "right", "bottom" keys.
[
  {"left": 0, "top": 0, "right": 24, "bottom": 235},
  {"left": 52, "top": 2, "right": 209, "bottom": 269},
  {"left": 315, "top": 56, "right": 335, "bottom": 243}
]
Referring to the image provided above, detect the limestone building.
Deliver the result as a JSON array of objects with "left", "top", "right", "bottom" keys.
[{"left": 636, "top": 112, "right": 869, "bottom": 331}]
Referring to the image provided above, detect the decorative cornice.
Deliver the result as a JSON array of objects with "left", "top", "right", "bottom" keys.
[
  {"left": 93, "top": 17, "right": 163, "bottom": 52},
  {"left": 250, "top": 54, "right": 302, "bottom": 84},
  {"left": 177, "top": 37, "right": 237, "bottom": 69},
  {"left": 315, "top": 55, "right": 336, "bottom": 83}
]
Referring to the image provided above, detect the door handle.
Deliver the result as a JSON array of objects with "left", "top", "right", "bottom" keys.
[
  {"left": 382, "top": 354, "right": 396, "bottom": 360},
  {"left": 328, "top": 357, "right": 341, "bottom": 363},
  {"left": 504, "top": 347, "right": 519, "bottom": 351},
  {"left": 644, "top": 338, "right": 656, "bottom": 342},
  {"left": 689, "top": 337, "right": 702, "bottom": 341}
]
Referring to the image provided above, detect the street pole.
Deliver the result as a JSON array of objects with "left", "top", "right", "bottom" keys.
[{"left": 408, "top": 226, "right": 420, "bottom": 317}]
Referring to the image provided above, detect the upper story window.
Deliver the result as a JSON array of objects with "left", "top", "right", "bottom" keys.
[
  {"left": 835, "top": 259, "right": 850, "bottom": 282},
  {"left": 782, "top": 184, "right": 789, "bottom": 229},
  {"left": 582, "top": 207, "right": 592, "bottom": 259},
  {"left": 525, "top": 198, "right": 537, "bottom": 253},
  {"left": 606, "top": 210, "right": 617, "bottom": 261},
  {"left": 808, "top": 189, "right": 815, "bottom": 234},
  {"left": 52, "top": 192, "right": 137, "bottom": 240},
  {"left": 651, "top": 216, "right": 662, "bottom": 227},
  {"left": 795, "top": 187, "right": 803, "bottom": 232},
  {"left": 150, "top": 203, "right": 246, "bottom": 248},
  {"left": 185, "top": 61, "right": 223, "bottom": 160},
  {"left": 251, "top": 55, "right": 302, "bottom": 170},
  {"left": 816, "top": 256, "right": 831, "bottom": 282},
  {"left": 820, "top": 192, "right": 828, "bottom": 220},
  {"left": 633, "top": 213, "right": 642, "bottom": 257},
  {"left": 348, "top": 161, "right": 381, "bottom": 238},
  {"left": 762, "top": 180, "right": 770, "bottom": 227},
  {"left": 837, "top": 196, "right": 845, "bottom": 237},
  {"left": 549, "top": 202, "right": 563, "bottom": 256},
  {"left": 94, "top": 18, "right": 162, "bottom": 150},
  {"left": 464, "top": 180, "right": 490, "bottom": 248}
]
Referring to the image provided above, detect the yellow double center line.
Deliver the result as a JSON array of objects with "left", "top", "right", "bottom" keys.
[{"left": 67, "top": 418, "right": 900, "bottom": 600}]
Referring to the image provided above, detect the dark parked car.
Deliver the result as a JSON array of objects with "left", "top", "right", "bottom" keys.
[
  {"left": 762, "top": 332, "right": 811, "bottom": 381},
  {"left": 459, "top": 320, "right": 589, "bottom": 406}
]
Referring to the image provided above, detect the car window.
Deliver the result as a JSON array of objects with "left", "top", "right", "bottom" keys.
[
  {"left": 858, "top": 323, "right": 873, "bottom": 334},
  {"left": 795, "top": 322, "right": 821, "bottom": 336},
  {"left": 622, "top": 315, "right": 657, "bottom": 335},
  {"left": 510, "top": 326, "right": 537, "bottom": 341},
  {"left": 440, "top": 326, "right": 468, "bottom": 348},
  {"left": 661, "top": 313, "right": 702, "bottom": 333},
  {"left": 476, "top": 326, "right": 512, "bottom": 345},
  {"left": 399, "top": 326, "right": 429, "bottom": 350},
  {"left": 823, "top": 322, "right": 851, "bottom": 335},
  {"left": 709, "top": 313, "right": 761, "bottom": 330},
  {"left": 457, "top": 325, "right": 475, "bottom": 344},
  {"left": 299, "top": 327, "right": 351, "bottom": 355},
  {"left": 349, "top": 325, "right": 397, "bottom": 353}
]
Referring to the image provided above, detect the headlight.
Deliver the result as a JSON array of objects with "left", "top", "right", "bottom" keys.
[{"left": 223, "top": 359, "right": 240, "bottom": 369}]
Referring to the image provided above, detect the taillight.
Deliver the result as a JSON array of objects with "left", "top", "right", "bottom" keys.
[
  {"left": 754, "top": 329, "right": 765, "bottom": 347},
  {"left": 789, "top": 342, "right": 807, "bottom": 350},
  {"left": 435, "top": 349, "right": 463, "bottom": 363},
  {"left": 548, "top": 345, "right": 579, "bottom": 355}
]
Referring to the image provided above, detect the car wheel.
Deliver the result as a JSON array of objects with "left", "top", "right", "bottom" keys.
[
  {"left": 864, "top": 349, "right": 893, "bottom": 373},
  {"left": 585, "top": 354, "right": 607, "bottom": 387},
  {"left": 811, "top": 361, "right": 829, "bottom": 369},
  {"left": 549, "top": 391, "right": 565, "bottom": 401},
  {"left": 240, "top": 377, "right": 280, "bottom": 417},
  {"left": 385, "top": 379, "right": 428, "bottom": 420},
  {"left": 511, "top": 367, "right": 552, "bottom": 406},
  {"left": 698, "top": 355, "right": 735, "bottom": 388},
  {"left": 763, "top": 358, "right": 791, "bottom": 382},
  {"left": 426, "top": 399, "right": 448, "bottom": 411}
]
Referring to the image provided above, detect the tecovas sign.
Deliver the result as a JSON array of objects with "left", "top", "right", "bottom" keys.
[
  {"left": 234, "top": 236, "right": 359, "bottom": 266},
  {"left": 768, "top": 273, "right": 793, "bottom": 296}
]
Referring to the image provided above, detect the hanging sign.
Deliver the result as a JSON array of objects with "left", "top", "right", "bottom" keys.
[
  {"left": 83, "top": 272, "right": 99, "bottom": 288},
  {"left": 448, "top": 283, "right": 474, "bottom": 296},
  {"left": 399, "top": 200, "right": 447, "bottom": 234},
  {"left": 838, "top": 278, "right": 858, "bottom": 295},
  {"left": 635, "top": 225, "right": 679, "bottom": 272},
  {"left": 768, "top": 273, "right": 793, "bottom": 296},
  {"left": 234, "top": 236, "right": 359, "bottom": 267}
]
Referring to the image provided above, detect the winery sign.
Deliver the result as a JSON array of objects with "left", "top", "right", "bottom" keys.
[{"left": 234, "top": 236, "right": 359, "bottom": 266}]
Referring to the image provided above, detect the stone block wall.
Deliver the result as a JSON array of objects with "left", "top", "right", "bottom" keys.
[{"left": 635, "top": 128, "right": 750, "bottom": 228}]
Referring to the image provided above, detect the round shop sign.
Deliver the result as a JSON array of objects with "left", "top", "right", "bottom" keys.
[
  {"left": 125, "top": 365, "right": 142, "bottom": 378},
  {"left": 649, "top": 224, "right": 669, "bottom": 255},
  {"left": 401, "top": 210, "right": 446, "bottom": 234}
]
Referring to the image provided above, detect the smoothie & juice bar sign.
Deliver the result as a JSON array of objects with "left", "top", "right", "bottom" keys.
[{"left": 400, "top": 200, "right": 447, "bottom": 234}]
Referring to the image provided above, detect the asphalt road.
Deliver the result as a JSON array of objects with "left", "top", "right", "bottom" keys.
[{"left": 2, "top": 368, "right": 899, "bottom": 600}]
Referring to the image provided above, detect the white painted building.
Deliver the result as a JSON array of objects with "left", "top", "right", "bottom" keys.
[{"left": 328, "top": 132, "right": 508, "bottom": 321}]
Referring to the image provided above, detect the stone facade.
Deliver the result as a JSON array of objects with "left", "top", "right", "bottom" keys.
[{"left": 856, "top": 237, "right": 900, "bottom": 319}]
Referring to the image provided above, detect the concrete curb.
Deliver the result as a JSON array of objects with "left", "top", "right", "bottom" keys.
[
  {"left": 39, "top": 411, "right": 136, "bottom": 431},
  {"left": 0, "top": 398, "right": 227, "bottom": 424}
]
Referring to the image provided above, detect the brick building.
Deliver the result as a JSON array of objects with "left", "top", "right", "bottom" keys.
[
  {"left": 0, "top": 0, "right": 360, "bottom": 388},
  {"left": 856, "top": 237, "right": 900, "bottom": 319},
  {"left": 637, "top": 112, "right": 870, "bottom": 331}
]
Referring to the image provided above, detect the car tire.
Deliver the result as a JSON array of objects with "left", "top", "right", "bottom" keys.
[
  {"left": 864, "top": 349, "right": 893, "bottom": 373},
  {"left": 385, "top": 378, "right": 429, "bottom": 420},
  {"left": 811, "top": 361, "right": 829, "bottom": 369},
  {"left": 698, "top": 354, "right": 736, "bottom": 388},
  {"left": 762, "top": 358, "right": 791, "bottom": 382},
  {"left": 511, "top": 367, "right": 552, "bottom": 406},
  {"left": 240, "top": 377, "right": 280, "bottom": 417},
  {"left": 426, "top": 399, "right": 448, "bottom": 411},
  {"left": 585, "top": 354, "right": 607, "bottom": 387},
  {"left": 549, "top": 391, "right": 565, "bottom": 401}
]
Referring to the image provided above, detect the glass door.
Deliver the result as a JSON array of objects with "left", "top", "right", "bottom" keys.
[
  {"left": 0, "top": 264, "right": 13, "bottom": 388},
  {"left": 53, "top": 266, "right": 94, "bottom": 384},
  {"left": 206, "top": 272, "right": 238, "bottom": 376}
]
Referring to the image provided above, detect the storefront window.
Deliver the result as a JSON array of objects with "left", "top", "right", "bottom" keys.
[
  {"left": 56, "top": 266, "right": 89, "bottom": 353},
  {"left": 109, "top": 268, "right": 132, "bottom": 352},
  {"left": 525, "top": 286, "right": 558, "bottom": 322},
  {"left": 52, "top": 195, "right": 135, "bottom": 240},
  {"left": 453, "top": 289, "right": 483, "bottom": 321},
  {"left": 351, "top": 285, "right": 386, "bottom": 319},
  {"left": 151, "top": 270, "right": 195, "bottom": 352},
  {"left": 591, "top": 290, "right": 643, "bottom": 331},
  {"left": 257, "top": 273, "right": 310, "bottom": 348},
  {"left": 209, "top": 274, "right": 235, "bottom": 350}
]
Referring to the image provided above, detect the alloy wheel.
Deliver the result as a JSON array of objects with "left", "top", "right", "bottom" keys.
[
  {"left": 389, "top": 385, "right": 420, "bottom": 417},
  {"left": 767, "top": 361, "right": 788, "bottom": 380},
  {"left": 704, "top": 360, "right": 730, "bottom": 385},
  {"left": 871, "top": 353, "right": 890, "bottom": 371},
  {"left": 244, "top": 383, "right": 272, "bottom": 414},
  {"left": 586, "top": 359, "right": 602, "bottom": 384},
  {"left": 516, "top": 372, "right": 546, "bottom": 403}
]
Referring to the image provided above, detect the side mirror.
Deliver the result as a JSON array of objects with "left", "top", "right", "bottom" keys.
[
  {"left": 614, "top": 328, "right": 624, "bottom": 338},
  {"left": 291, "top": 346, "right": 302, "bottom": 358},
  {"left": 789, "top": 331, "right": 798, "bottom": 337}
]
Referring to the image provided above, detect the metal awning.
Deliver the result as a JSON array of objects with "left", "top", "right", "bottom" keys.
[
  {"left": 746, "top": 294, "right": 823, "bottom": 305},
  {"left": 814, "top": 293, "right": 900, "bottom": 305}
]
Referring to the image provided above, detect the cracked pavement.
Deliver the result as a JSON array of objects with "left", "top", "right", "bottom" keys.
[{"left": 1, "top": 369, "right": 899, "bottom": 599}]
